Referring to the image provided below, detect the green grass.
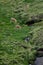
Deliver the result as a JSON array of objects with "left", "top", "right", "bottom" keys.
[{"left": 0, "top": 0, "right": 43, "bottom": 65}]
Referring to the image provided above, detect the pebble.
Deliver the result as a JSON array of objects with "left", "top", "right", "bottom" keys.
[
  {"left": 10, "top": 17, "right": 17, "bottom": 23},
  {"left": 24, "top": 36, "right": 30, "bottom": 43},
  {"left": 15, "top": 25, "right": 21, "bottom": 29}
]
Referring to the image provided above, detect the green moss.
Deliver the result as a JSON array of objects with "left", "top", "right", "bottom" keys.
[{"left": 0, "top": 0, "right": 43, "bottom": 65}]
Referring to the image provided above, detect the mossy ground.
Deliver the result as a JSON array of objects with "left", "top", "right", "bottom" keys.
[{"left": 0, "top": 0, "right": 43, "bottom": 65}]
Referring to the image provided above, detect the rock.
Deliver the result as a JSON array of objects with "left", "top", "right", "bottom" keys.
[
  {"left": 15, "top": 25, "right": 21, "bottom": 29},
  {"left": 10, "top": 17, "right": 17, "bottom": 23},
  {"left": 24, "top": 36, "right": 30, "bottom": 43},
  {"left": 29, "top": 64, "right": 32, "bottom": 65},
  {"left": 34, "top": 57, "right": 43, "bottom": 65}
]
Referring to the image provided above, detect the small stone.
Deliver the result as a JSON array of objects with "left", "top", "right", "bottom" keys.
[
  {"left": 29, "top": 64, "right": 32, "bottom": 65},
  {"left": 15, "top": 25, "right": 21, "bottom": 29},
  {"left": 24, "top": 36, "right": 30, "bottom": 42},
  {"left": 10, "top": 17, "right": 17, "bottom": 23}
]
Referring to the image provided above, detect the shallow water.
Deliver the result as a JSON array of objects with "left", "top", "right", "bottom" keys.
[{"left": 34, "top": 57, "right": 43, "bottom": 65}]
